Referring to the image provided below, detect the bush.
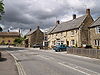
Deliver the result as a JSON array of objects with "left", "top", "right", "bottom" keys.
[{"left": 14, "top": 37, "right": 25, "bottom": 45}]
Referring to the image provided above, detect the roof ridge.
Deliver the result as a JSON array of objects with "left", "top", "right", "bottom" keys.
[
  {"left": 61, "top": 15, "right": 86, "bottom": 24},
  {"left": 48, "top": 25, "right": 57, "bottom": 34},
  {"left": 50, "top": 15, "right": 87, "bottom": 33},
  {"left": 26, "top": 28, "right": 43, "bottom": 36},
  {"left": 90, "top": 16, "right": 100, "bottom": 27}
]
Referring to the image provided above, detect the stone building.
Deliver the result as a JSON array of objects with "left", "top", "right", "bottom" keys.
[
  {"left": 89, "top": 17, "right": 100, "bottom": 48},
  {"left": 25, "top": 26, "right": 44, "bottom": 47},
  {"left": 48, "top": 9, "right": 94, "bottom": 48},
  {"left": 0, "top": 32, "right": 20, "bottom": 45}
]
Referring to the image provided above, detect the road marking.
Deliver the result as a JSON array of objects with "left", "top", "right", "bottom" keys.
[
  {"left": 38, "top": 55, "right": 51, "bottom": 60},
  {"left": 67, "top": 54, "right": 100, "bottom": 61},
  {"left": 58, "top": 62, "right": 100, "bottom": 75},
  {"left": 8, "top": 51, "right": 27, "bottom": 75},
  {"left": 58, "top": 62, "right": 90, "bottom": 75},
  {"left": 18, "top": 62, "right": 27, "bottom": 75},
  {"left": 38, "top": 55, "right": 55, "bottom": 60}
]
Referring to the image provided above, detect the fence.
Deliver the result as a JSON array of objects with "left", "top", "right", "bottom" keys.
[{"left": 67, "top": 48, "right": 100, "bottom": 59}]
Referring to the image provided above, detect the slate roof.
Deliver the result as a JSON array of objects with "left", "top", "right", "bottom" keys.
[
  {"left": 26, "top": 28, "right": 43, "bottom": 36},
  {"left": 0, "top": 32, "right": 20, "bottom": 37},
  {"left": 50, "top": 15, "right": 87, "bottom": 33},
  {"left": 47, "top": 25, "right": 57, "bottom": 34},
  {"left": 90, "top": 17, "right": 100, "bottom": 28},
  {"left": 26, "top": 29, "right": 37, "bottom": 36}
]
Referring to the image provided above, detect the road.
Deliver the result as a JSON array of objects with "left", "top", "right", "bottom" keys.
[{"left": 5, "top": 47, "right": 100, "bottom": 75}]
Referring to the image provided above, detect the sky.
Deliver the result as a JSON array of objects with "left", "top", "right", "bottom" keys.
[{"left": 0, "top": 0, "right": 100, "bottom": 32}]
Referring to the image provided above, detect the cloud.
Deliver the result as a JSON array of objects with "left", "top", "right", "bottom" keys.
[
  {"left": 0, "top": 0, "right": 100, "bottom": 31},
  {"left": 0, "top": 24, "right": 4, "bottom": 29}
]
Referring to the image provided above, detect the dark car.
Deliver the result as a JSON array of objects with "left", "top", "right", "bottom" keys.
[
  {"left": 33, "top": 44, "right": 43, "bottom": 49},
  {"left": 53, "top": 44, "right": 68, "bottom": 52}
]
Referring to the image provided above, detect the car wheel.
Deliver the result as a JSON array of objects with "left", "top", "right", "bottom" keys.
[
  {"left": 59, "top": 49, "right": 62, "bottom": 52},
  {"left": 55, "top": 50, "right": 58, "bottom": 52}
]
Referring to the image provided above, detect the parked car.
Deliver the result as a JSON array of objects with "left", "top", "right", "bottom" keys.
[
  {"left": 53, "top": 44, "right": 68, "bottom": 52},
  {"left": 33, "top": 44, "right": 43, "bottom": 49}
]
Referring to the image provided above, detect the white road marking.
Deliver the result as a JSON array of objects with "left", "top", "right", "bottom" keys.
[
  {"left": 66, "top": 54, "right": 100, "bottom": 61},
  {"left": 38, "top": 55, "right": 50, "bottom": 60},
  {"left": 58, "top": 62, "right": 100, "bottom": 75},
  {"left": 38, "top": 55, "right": 55, "bottom": 60},
  {"left": 58, "top": 62, "right": 90, "bottom": 75}
]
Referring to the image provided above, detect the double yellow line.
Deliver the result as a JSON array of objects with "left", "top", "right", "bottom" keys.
[{"left": 8, "top": 51, "right": 27, "bottom": 75}]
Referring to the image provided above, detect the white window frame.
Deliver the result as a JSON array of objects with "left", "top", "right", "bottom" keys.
[
  {"left": 94, "top": 39, "right": 100, "bottom": 46},
  {"left": 71, "top": 40, "right": 75, "bottom": 46},
  {"left": 96, "top": 26, "right": 100, "bottom": 33}
]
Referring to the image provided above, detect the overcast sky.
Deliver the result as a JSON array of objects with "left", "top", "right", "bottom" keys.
[{"left": 0, "top": 0, "right": 100, "bottom": 31}]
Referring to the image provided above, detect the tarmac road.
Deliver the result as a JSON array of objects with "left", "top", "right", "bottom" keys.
[{"left": 8, "top": 47, "right": 100, "bottom": 75}]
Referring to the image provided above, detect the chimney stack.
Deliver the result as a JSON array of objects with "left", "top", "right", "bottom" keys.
[
  {"left": 30, "top": 28, "right": 32, "bottom": 31},
  {"left": 86, "top": 9, "right": 90, "bottom": 15},
  {"left": 56, "top": 20, "right": 60, "bottom": 24},
  {"left": 37, "top": 26, "right": 39, "bottom": 29},
  {"left": 19, "top": 29, "right": 21, "bottom": 33},
  {"left": 73, "top": 14, "right": 76, "bottom": 19}
]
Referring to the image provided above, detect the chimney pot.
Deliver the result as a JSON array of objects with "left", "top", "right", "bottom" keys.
[
  {"left": 73, "top": 14, "right": 76, "bottom": 19},
  {"left": 19, "top": 29, "right": 20, "bottom": 33},
  {"left": 56, "top": 20, "right": 60, "bottom": 24},
  {"left": 86, "top": 9, "right": 90, "bottom": 15}
]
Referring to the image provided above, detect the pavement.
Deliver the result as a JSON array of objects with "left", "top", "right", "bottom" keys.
[{"left": 0, "top": 50, "right": 18, "bottom": 75}]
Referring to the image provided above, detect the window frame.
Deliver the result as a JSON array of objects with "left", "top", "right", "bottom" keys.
[
  {"left": 94, "top": 39, "right": 100, "bottom": 46},
  {"left": 71, "top": 40, "right": 75, "bottom": 46},
  {"left": 96, "top": 26, "right": 100, "bottom": 33}
]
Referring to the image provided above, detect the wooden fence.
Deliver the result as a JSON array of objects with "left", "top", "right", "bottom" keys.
[{"left": 67, "top": 48, "right": 100, "bottom": 59}]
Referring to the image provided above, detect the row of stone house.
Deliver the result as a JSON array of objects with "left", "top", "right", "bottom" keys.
[
  {"left": 47, "top": 9, "right": 100, "bottom": 49},
  {"left": 0, "top": 9, "right": 100, "bottom": 49}
]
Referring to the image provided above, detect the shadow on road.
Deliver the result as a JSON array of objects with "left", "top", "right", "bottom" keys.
[{"left": 0, "top": 47, "right": 26, "bottom": 51}]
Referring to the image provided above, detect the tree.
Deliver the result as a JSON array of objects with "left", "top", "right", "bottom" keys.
[
  {"left": 14, "top": 37, "right": 25, "bottom": 45},
  {"left": 0, "top": 0, "right": 4, "bottom": 20}
]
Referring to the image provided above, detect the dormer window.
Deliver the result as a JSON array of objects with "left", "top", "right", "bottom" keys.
[{"left": 96, "top": 26, "right": 100, "bottom": 33}]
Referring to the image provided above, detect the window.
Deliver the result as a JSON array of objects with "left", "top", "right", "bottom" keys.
[
  {"left": 94, "top": 40, "right": 100, "bottom": 46},
  {"left": 44, "top": 36, "right": 47, "bottom": 41},
  {"left": 96, "top": 26, "right": 100, "bottom": 33},
  {"left": 95, "top": 40, "right": 97, "bottom": 46},
  {"left": 71, "top": 40, "right": 75, "bottom": 45}
]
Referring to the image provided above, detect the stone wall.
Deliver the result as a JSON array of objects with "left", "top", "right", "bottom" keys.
[{"left": 90, "top": 28, "right": 100, "bottom": 48}]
